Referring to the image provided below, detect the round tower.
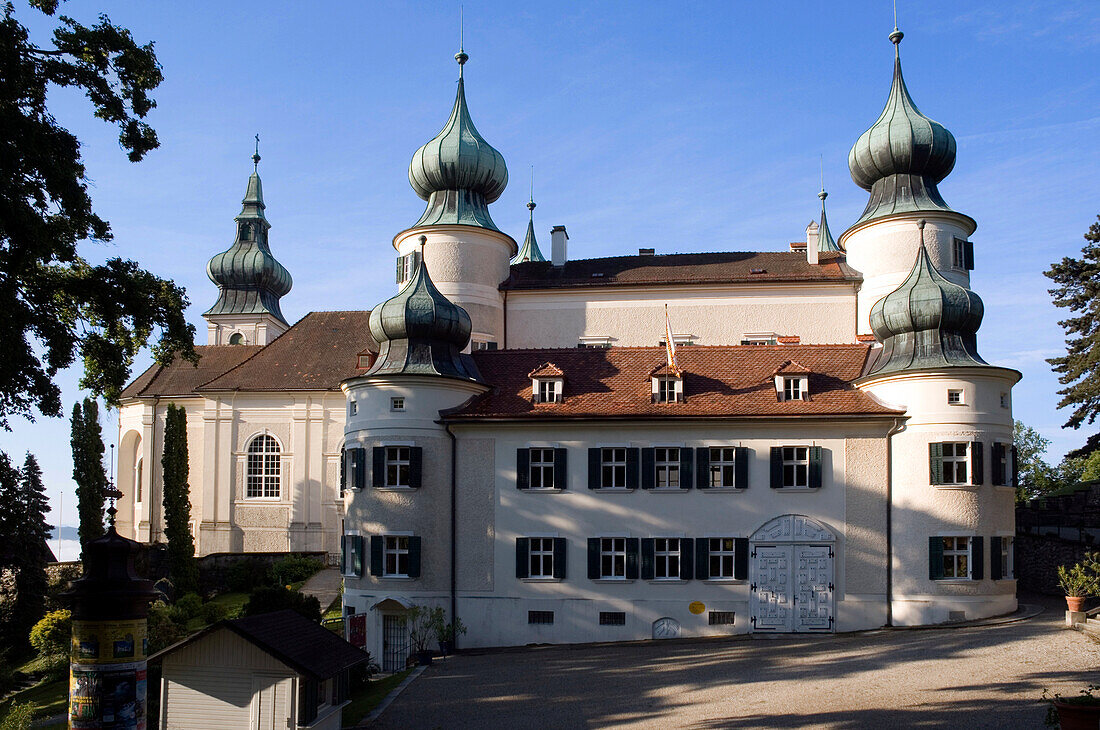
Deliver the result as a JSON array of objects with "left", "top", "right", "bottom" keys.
[
  {"left": 857, "top": 221, "right": 1020, "bottom": 626},
  {"left": 394, "top": 49, "right": 515, "bottom": 350},
  {"left": 840, "top": 28, "right": 976, "bottom": 335}
]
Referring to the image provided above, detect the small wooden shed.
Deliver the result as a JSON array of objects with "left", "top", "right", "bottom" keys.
[{"left": 151, "top": 609, "right": 369, "bottom": 730}]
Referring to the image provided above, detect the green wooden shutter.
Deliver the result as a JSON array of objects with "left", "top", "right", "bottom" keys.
[
  {"left": 515, "top": 538, "right": 529, "bottom": 579},
  {"left": 770, "top": 447, "right": 783, "bottom": 488},
  {"left": 679, "top": 538, "right": 694, "bottom": 580},
  {"left": 695, "top": 537, "right": 710, "bottom": 579},
  {"left": 970, "top": 442, "right": 983, "bottom": 486},
  {"left": 369, "top": 536, "right": 383, "bottom": 576},
  {"left": 411, "top": 249, "right": 421, "bottom": 273},
  {"left": 1011, "top": 446, "right": 1019, "bottom": 488},
  {"left": 588, "top": 449, "right": 601, "bottom": 489},
  {"left": 407, "top": 536, "right": 422, "bottom": 578},
  {"left": 695, "top": 447, "right": 710, "bottom": 489},
  {"left": 626, "top": 448, "right": 640, "bottom": 489},
  {"left": 641, "top": 448, "right": 655, "bottom": 489},
  {"left": 928, "top": 537, "right": 944, "bottom": 580},
  {"left": 340, "top": 534, "right": 348, "bottom": 574},
  {"left": 625, "top": 538, "right": 640, "bottom": 579},
  {"left": 553, "top": 538, "right": 567, "bottom": 579},
  {"left": 679, "top": 448, "right": 694, "bottom": 490},
  {"left": 969, "top": 535, "right": 983, "bottom": 580},
  {"left": 516, "top": 449, "right": 530, "bottom": 490},
  {"left": 353, "top": 448, "right": 366, "bottom": 490},
  {"left": 734, "top": 538, "right": 749, "bottom": 580},
  {"left": 587, "top": 538, "right": 600, "bottom": 579},
  {"left": 735, "top": 446, "right": 750, "bottom": 489},
  {"left": 372, "top": 447, "right": 385, "bottom": 488},
  {"left": 808, "top": 446, "right": 823, "bottom": 489},
  {"left": 640, "top": 538, "right": 655, "bottom": 580},
  {"left": 964, "top": 240, "right": 974, "bottom": 271},
  {"left": 340, "top": 447, "right": 346, "bottom": 496},
  {"left": 990, "top": 537, "right": 1002, "bottom": 580},
  {"left": 554, "top": 448, "right": 568, "bottom": 490},
  {"left": 353, "top": 536, "right": 364, "bottom": 577},
  {"left": 991, "top": 443, "right": 1005, "bottom": 485},
  {"left": 409, "top": 447, "right": 424, "bottom": 488},
  {"left": 929, "top": 443, "right": 944, "bottom": 485},
  {"left": 395, "top": 256, "right": 404, "bottom": 284}
]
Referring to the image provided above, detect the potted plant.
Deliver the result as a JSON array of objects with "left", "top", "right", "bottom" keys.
[
  {"left": 406, "top": 605, "right": 442, "bottom": 666},
  {"left": 1044, "top": 685, "right": 1100, "bottom": 729},
  {"left": 1056, "top": 562, "right": 1096, "bottom": 612},
  {"left": 432, "top": 613, "right": 467, "bottom": 656}
]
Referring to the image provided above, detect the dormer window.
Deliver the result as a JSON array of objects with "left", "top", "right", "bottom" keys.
[
  {"left": 773, "top": 361, "right": 810, "bottom": 401},
  {"left": 653, "top": 376, "right": 683, "bottom": 403},
  {"left": 533, "top": 379, "right": 562, "bottom": 403}
]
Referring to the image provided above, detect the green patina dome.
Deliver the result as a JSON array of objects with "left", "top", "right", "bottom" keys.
[
  {"left": 367, "top": 242, "right": 482, "bottom": 381},
  {"left": 867, "top": 222, "right": 985, "bottom": 375},
  {"left": 408, "top": 53, "right": 508, "bottom": 232},
  {"left": 205, "top": 164, "right": 292, "bottom": 324},
  {"left": 848, "top": 30, "right": 958, "bottom": 226}
]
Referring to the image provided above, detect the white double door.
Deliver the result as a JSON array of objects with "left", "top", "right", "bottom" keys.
[{"left": 751, "top": 543, "right": 834, "bottom": 632}]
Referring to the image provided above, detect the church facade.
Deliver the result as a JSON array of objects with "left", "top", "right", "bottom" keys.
[{"left": 117, "top": 27, "right": 1019, "bottom": 659}]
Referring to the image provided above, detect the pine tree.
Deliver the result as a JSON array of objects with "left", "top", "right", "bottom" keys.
[
  {"left": 1046, "top": 214, "right": 1100, "bottom": 458},
  {"left": 161, "top": 404, "right": 198, "bottom": 594},
  {"left": 71, "top": 398, "right": 107, "bottom": 549},
  {"left": 0, "top": 453, "right": 19, "bottom": 570},
  {"left": 6, "top": 453, "right": 52, "bottom": 650}
]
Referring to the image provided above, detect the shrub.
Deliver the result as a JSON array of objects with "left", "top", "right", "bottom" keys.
[
  {"left": 173, "top": 593, "right": 203, "bottom": 620},
  {"left": 200, "top": 601, "right": 228, "bottom": 625},
  {"left": 29, "top": 609, "right": 71, "bottom": 658},
  {"left": 242, "top": 587, "right": 321, "bottom": 623},
  {"left": 271, "top": 555, "right": 324, "bottom": 586},
  {"left": 0, "top": 702, "right": 38, "bottom": 730},
  {"left": 227, "top": 558, "right": 273, "bottom": 593},
  {"left": 146, "top": 601, "right": 189, "bottom": 655}
]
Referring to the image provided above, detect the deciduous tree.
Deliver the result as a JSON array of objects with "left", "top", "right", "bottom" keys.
[
  {"left": 1046, "top": 214, "right": 1100, "bottom": 458},
  {"left": 161, "top": 404, "right": 197, "bottom": 594},
  {"left": 0, "top": 1, "right": 196, "bottom": 432}
]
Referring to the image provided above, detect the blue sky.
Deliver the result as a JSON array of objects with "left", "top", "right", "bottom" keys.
[{"left": 3, "top": 1, "right": 1098, "bottom": 556}]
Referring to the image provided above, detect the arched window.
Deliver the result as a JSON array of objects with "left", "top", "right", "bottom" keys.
[
  {"left": 135, "top": 457, "right": 143, "bottom": 503},
  {"left": 246, "top": 434, "right": 281, "bottom": 498},
  {"left": 229, "top": 332, "right": 245, "bottom": 345},
  {"left": 239, "top": 222, "right": 252, "bottom": 241}
]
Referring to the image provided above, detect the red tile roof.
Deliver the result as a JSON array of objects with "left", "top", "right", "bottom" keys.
[
  {"left": 774, "top": 360, "right": 812, "bottom": 375},
  {"left": 504, "top": 251, "right": 859, "bottom": 290},
  {"left": 120, "top": 345, "right": 262, "bottom": 398},
  {"left": 448, "top": 345, "right": 900, "bottom": 420},
  {"left": 527, "top": 362, "right": 565, "bottom": 378}
]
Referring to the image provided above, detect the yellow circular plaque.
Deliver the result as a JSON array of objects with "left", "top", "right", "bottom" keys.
[{"left": 689, "top": 601, "right": 706, "bottom": 615}]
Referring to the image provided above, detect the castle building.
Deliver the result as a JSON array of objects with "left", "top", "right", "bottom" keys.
[{"left": 117, "top": 27, "right": 1019, "bottom": 661}]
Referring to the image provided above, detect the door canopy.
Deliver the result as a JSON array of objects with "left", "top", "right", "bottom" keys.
[{"left": 751, "top": 514, "right": 835, "bottom": 543}]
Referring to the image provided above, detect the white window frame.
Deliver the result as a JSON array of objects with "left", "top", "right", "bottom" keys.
[
  {"left": 741, "top": 333, "right": 777, "bottom": 346},
  {"left": 578, "top": 335, "right": 612, "bottom": 349},
  {"left": 653, "top": 377, "right": 683, "bottom": 403},
  {"left": 600, "top": 537, "right": 627, "bottom": 579},
  {"left": 654, "top": 447, "right": 680, "bottom": 489},
  {"left": 134, "top": 456, "right": 143, "bottom": 504},
  {"left": 941, "top": 442, "right": 969, "bottom": 485},
  {"left": 245, "top": 433, "right": 282, "bottom": 499},
  {"left": 341, "top": 530, "right": 362, "bottom": 578},
  {"left": 997, "top": 536, "right": 1015, "bottom": 580},
  {"left": 383, "top": 535, "right": 411, "bottom": 577},
  {"left": 1000, "top": 392, "right": 1010, "bottom": 409},
  {"left": 601, "top": 448, "right": 628, "bottom": 489},
  {"left": 349, "top": 401, "right": 358, "bottom": 416},
  {"left": 529, "top": 448, "right": 556, "bottom": 490},
  {"left": 385, "top": 446, "right": 411, "bottom": 488},
  {"left": 390, "top": 397, "right": 405, "bottom": 412},
  {"left": 528, "top": 537, "right": 555, "bottom": 579},
  {"left": 781, "top": 446, "right": 809, "bottom": 488},
  {"left": 775, "top": 375, "right": 808, "bottom": 401},
  {"left": 940, "top": 535, "right": 972, "bottom": 580},
  {"left": 709, "top": 447, "right": 737, "bottom": 488},
  {"left": 654, "top": 537, "right": 682, "bottom": 580},
  {"left": 947, "top": 389, "right": 964, "bottom": 405},
  {"left": 953, "top": 238, "right": 967, "bottom": 269},
  {"left": 708, "top": 537, "right": 737, "bottom": 580},
  {"left": 532, "top": 378, "right": 563, "bottom": 404}
]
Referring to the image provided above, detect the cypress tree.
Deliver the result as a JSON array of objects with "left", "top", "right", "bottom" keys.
[
  {"left": 8, "top": 454, "right": 52, "bottom": 649},
  {"left": 0, "top": 452, "right": 19, "bottom": 570},
  {"left": 161, "top": 404, "right": 198, "bottom": 594},
  {"left": 71, "top": 398, "right": 107, "bottom": 549}
]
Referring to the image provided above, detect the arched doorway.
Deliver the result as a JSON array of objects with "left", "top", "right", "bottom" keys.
[{"left": 750, "top": 515, "right": 835, "bottom": 633}]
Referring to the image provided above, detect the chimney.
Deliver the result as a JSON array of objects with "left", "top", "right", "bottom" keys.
[
  {"left": 805, "top": 221, "right": 820, "bottom": 265},
  {"left": 551, "top": 225, "right": 569, "bottom": 267}
]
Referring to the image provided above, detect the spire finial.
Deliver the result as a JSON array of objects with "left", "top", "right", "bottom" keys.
[
  {"left": 455, "top": 6, "right": 468, "bottom": 72},
  {"left": 818, "top": 154, "right": 827, "bottom": 200},
  {"left": 252, "top": 134, "right": 261, "bottom": 170},
  {"left": 105, "top": 444, "right": 122, "bottom": 529},
  {"left": 419, "top": 234, "right": 428, "bottom": 254},
  {"left": 889, "top": 0, "right": 904, "bottom": 46},
  {"left": 528, "top": 166, "right": 536, "bottom": 213}
]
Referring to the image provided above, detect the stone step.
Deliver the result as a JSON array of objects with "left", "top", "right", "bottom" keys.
[{"left": 1078, "top": 618, "right": 1100, "bottom": 638}]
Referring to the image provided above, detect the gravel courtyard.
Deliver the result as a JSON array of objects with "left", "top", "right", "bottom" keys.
[{"left": 372, "top": 597, "right": 1100, "bottom": 729}]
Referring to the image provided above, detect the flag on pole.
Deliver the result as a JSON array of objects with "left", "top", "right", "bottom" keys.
[{"left": 665, "top": 304, "right": 682, "bottom": 377}]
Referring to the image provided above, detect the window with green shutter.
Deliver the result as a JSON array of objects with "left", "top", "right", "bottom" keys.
[
  {"left": 929, "top": 443, "right": 945, "bottom": 485},
  {"left": 516, "top": 448, "right": 530, "bottom": 489},
  {"left": 991, "top": 443, "right": 1007, "bottom": 485}
]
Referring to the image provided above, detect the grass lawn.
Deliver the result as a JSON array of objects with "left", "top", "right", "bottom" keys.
[
  {"left": 208, "top": 591, "right": 250, "bottom": 618},
  {"left": 341, "top": 670, "right": 412, "bottom": 727},
  {"left": 0, "top": 676, "right": 68, "bottom": 725}
]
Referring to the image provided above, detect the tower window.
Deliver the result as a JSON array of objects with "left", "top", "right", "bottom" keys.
[
  {"left": 228, "top": 332, "right": 244, "bottom": 345},
  {"left": 239, "top": 222, "right": 253, "bottom": 241},
  {"left": 947, "top": 389, "right": 963, "bottom": 405},
  {"left": 952, "top": 238, "right": 975, "bottom": 271}
]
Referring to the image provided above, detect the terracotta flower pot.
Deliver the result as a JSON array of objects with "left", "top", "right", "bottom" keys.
[
  {"left": 1053, "top": 700, "right": 1100, "bottom": 730},
  {"left": 1066, "top": 596, "right": 1086, "bottom": 612}
]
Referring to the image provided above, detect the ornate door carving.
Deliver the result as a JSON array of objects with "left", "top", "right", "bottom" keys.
[
  {"left": 793, "top": 545, "right": 833, "bottom": 632},
  {"left": 752, "top": 545, "right": 792, "bottom": 631}
]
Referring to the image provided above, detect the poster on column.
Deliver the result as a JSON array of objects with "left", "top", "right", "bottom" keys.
[{"left": 70, "top": 662, "right": 147, "bottom": 730}]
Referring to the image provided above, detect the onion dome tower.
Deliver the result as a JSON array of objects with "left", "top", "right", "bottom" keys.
[
  {"left": 367, "top": 238, "right": 483, "bottom": 382},
  {"left": 866, "top": 221, "right": 985, "bottom": 375},
  {"left": 840, "top": 27, "right": 976, "bottom": 336},
  {"left": 393, "top": 49, "right": 517, "bottom": 349},
  {"left": 203, "top": 145, "right": 293, "bottom": 346},
  {"left": 512, "top": 194, "right": 547, "bottom": 264},
  {"left": 817, "top": 188, "right": 841, "bottom": 254}
]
